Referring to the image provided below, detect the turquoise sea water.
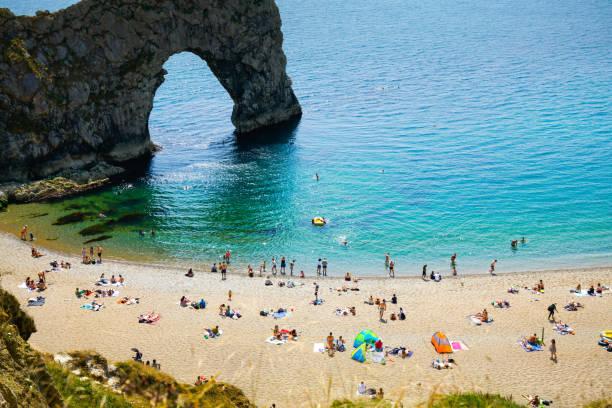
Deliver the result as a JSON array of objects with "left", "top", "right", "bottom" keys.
[{"left": 2, "top": 0, "right": 612, "bottom": 275}]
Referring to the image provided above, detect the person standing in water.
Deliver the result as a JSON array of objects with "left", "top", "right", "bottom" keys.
[
  {"left": 385, "top": 253, "right": 390, "bottom": 267},
  {"left": 322, "top": 258, "right": 328, "bottom": 276},
  {"left": 290, "top": 260, "right": 295, "bottom": 276},
  {"left": 490, "top": 259, "right": 497, "bottom": 274},
  {"left": 280, "top": 256, "right": 286, "bottom": 275},
  {"left": 271, "top": 258, "right": 277, "bottom": 275},
  {"left": 21, "top": 225, "right": 28, "bottom": 241},
  {"left": 389, "top": 260, "right": 395, "bottom": 278},
  {"left": 315, "top": 173, "right": 319, "bottom": 181},
  {"left": 317, "top": 259, "right": 322, "bottom": 276},
  {"left": 451, "top": 253, "right": 456, "bottom": 265},
  {"left": 97, "top": 246, "right": 102, "bottom": 263}
]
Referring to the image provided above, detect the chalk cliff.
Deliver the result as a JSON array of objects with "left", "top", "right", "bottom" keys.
[{"left": 0, "top": 0, "right": 301, "bottom": 188}]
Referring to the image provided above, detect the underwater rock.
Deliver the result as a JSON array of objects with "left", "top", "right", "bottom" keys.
[
  {"left": 52, "top": 211, "right": 96, "bottom": 225},
  {"left": 83, "top": 235, "right": 112, "bottom": 244}
]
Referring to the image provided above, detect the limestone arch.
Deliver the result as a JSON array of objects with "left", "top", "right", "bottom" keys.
[{"left": 0, "top": 0, "right": 301, "bottom": 182}]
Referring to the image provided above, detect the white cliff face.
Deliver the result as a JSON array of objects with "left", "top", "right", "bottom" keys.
[{"left": 0, "top": 0, "right": 301, "bottom": 185}]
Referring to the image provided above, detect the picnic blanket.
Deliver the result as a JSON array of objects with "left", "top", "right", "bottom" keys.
[
  {"left": 451, "top": 341, "right": 470, "bottom": 351},
  {"left": 313, "top": 343, "right": 326, "bottom": 352},
  {"left": 518, "top": 340, "right": 543, "bottom": 352},
  {"left": 27, "top": 297, "right": 45, "bottom": 306},
  {"left": 469, "top": 315, "right": 493, "bottom": 325},
  {"left": 265, "top": 336, "right": 287, "bottom": 345}
]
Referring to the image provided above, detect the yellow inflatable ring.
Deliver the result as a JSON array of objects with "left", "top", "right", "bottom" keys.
[{"left": 312, "top": 217, "right": 325, "bottom": 226}]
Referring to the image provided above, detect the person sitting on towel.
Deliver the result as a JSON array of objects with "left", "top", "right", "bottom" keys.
[
  {"left": 374, "top": 339, "right": 383, "bottom": 352},
  {"left": 476, "top": 308, "right": 488, "bottom": 322},
  {"left": 528, "top": 333, "right": 538, "bottom": 345},
  {"left": 588, "top": 285, "right": 595, "bottom": 295}
]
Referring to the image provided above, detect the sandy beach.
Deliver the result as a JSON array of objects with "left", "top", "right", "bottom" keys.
[{"left": 1, "top": 232, "right": 610, "bottom": 407}]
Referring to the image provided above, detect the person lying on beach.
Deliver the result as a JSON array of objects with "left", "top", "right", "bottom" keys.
[
  {"left": 31, "top": 247, "right": 43, "bottom": 257},
  {"left": 118, "top": 296, "right": 139, "bottom": 305},
  {"left": 492, "top": 300, "right": 510, "bottom": 308},
  {"left": 61, "top": 261, "right": 71, "bottom": 269},
  {"left": 565, "top": 300, "right": 583, "bottom": 311},
  {"left": 138, "top": 312, "right": 160, "bottom": 323},
  {"left": 508, "top": 286, "right": 519, "bottom": 294},
  {"left": 205, "top": 326, "right": 221, "bottom": 338},
  {"left": 364, "top": 296, "right": 374, "bottom": 305},
  {"left": 432, "top": 358, "right": 454, "bottom": 369}
]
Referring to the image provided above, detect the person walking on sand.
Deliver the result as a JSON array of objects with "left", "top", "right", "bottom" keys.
[
  {"left": 422, "top": 264, "right": 427, "bottom": 280},
  {"left": 322, "top": 258, "right": 328, "bottom": 276},
  {"left": 549, "top": 339, "right": 557, "bottom": 362},
  {"left": 20, "top": 225, "right": 28, "bottom": 241},
  {"left": 97, "top": 246, "right": 102, "bottom": 263},
  {"left": 389, "top": 260, "right": 395, "bottom": 278},
  {"left": 547, "top": 303, "right": 557, "bottom": 321},
  {"left": 379, "top": 299, "right": 387, "bottom": 321},
  {"left": 314, "top": 282, "right": 319, "bottom": 302},
  {"left": 490, "top": 259, "right": 497, "bottom": 274},
  {"left": 317, "top": 258, "right": 322, "bottom": 276}
]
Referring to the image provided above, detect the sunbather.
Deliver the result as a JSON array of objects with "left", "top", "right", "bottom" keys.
[{"left": 476, "top": 308, "right": 489, "bottom": 322}]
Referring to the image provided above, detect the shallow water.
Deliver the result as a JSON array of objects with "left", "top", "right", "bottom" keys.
[{"left": 2, "top": 0, "right": 612, "bottom": 275}]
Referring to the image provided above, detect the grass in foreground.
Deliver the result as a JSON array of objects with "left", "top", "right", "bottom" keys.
[{"left": 424, "top": 392, "right": 524, "bottom": 408}]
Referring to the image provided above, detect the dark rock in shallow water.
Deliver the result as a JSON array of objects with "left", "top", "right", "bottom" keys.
[
  {"left": 78, "top": 219, "right": 114, "bottom": 236},
  {"left": 52, "top": 211, "right": 96, "bottom": 225},
  {"left": 0, "top": 0, "right": 301, "bottom": 187},
  {"left": 116, "top": 212, "right": 146, "bottom": 223},
  {"left": 28, "top": 212, "right": 49, "bottom": 218},
  {"left": 83, "top": 235, "right": 112, "bottom": 244}
]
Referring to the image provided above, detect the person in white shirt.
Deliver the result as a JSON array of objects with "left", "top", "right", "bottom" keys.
[{"left": 357, "top": 381, "right": 366, "bottom": 395}]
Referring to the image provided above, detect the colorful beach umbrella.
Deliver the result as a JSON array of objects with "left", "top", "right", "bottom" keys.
[
  {"left": 353, "top": 329, "right": 378, "bottom": 348},
  {"left": 351, "top": 343, "right": 367, "bottom": 363}
]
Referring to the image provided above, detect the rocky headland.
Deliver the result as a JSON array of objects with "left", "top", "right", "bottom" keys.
[{"left": 0, "top": 0, "right": 301, "bottom": 202}]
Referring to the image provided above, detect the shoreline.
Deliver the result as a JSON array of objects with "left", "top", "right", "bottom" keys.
[
  {"left": 1, "top": 228, "right": 611, "bottom": 280},
  {"left": 1, "top": 231, "right": 611, "bottom": 407}
]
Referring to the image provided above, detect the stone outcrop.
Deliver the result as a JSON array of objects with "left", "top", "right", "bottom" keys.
[{"left": 0, "top": 0, "right": 301, "bottom": 185}]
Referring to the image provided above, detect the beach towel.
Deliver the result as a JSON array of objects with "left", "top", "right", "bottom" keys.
[
  {"left": 519, "top": 340, "right": 543, "bottom": 352},
  {"left": 273, "top": 311, "right": 289, "bottom": 319},
  {"left": 555, "top": 325, "right": 574, "bottom": 335},
  {"left": 451, "top": 341, "right": 470, "bottom": 351},
  {"left": 468, "top": 315, "right": 493, "bottom": 325},
  {"left": 27, "top": 297, "right": 45, "bottom": 306},
  {"left": 313, "top": 343, "right": 325, "bottom": 352},
  {"left": 81, "top": 303, "right": 103, "bottom": 311},
  {"left": 18, "top": 283, "right": 33, "bottom": 291},
  {"left": 571, "top": 290, "right": 595, "bottom": 297},
  {"left": 310, "top": 299, "right": 324, "bottom": 305},
  {"left": 366, "top": 351, "right": 386, "bottom": 363},
  {"left": 265, "top": 336, "right": 287, "bottom": 345}
]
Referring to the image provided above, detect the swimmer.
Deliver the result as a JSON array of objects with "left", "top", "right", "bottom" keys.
[
  {"left": 315, "top": 173, "right": 319, "bottom": 181},
  {"left": 511, "top": 240, "right": 518, "bottom": 248},
  {"left": 342, "top": 240, "right": 347, "bottom": 246},
  {"left": 520, "top": 237, "right": 526, "bottom": 243}
]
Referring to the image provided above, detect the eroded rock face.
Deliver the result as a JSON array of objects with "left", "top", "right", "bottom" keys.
[{"left": 0, "top": 0, "right": 301, "bottom": 183}]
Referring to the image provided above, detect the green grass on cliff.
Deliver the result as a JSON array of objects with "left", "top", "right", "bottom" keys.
[
  {"left": 424, "top": 392, "right": 523, "bottom": 408},
  {"left": 46, "top": 362, "right": 135, "bottom": 408}
]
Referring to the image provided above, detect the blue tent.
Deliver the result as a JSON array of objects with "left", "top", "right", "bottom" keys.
[
  {"left": 353, "top": 329, "right": 378, "bottom": 348},
  {"left": 351, "top": 343, "right": 367, "bottom": 363}
]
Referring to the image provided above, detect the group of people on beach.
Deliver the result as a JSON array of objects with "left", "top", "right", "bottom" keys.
[{"left": 81, "top": 246, "right": 103, "bottom": 264}]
